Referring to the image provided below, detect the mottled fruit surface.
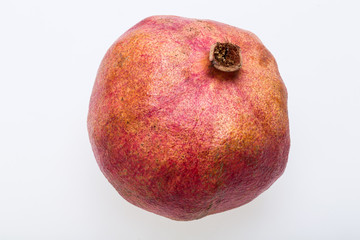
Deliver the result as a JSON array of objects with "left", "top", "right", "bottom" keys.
[{"left": 88, "top": 15, "right": 290, "bottom": 221}]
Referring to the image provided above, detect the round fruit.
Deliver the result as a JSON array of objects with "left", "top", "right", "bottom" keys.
[{"left": 88, "top": 15, "right": 290, "bottom": 221}]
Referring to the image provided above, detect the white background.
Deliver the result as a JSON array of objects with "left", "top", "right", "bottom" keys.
[{"left": 1, "top": 0, "right": 359, "bottom": 239}]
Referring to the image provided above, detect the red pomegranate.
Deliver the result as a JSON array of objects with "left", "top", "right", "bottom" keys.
[{"left": 88, "top": 15, "right": 290, "bottom": 221}]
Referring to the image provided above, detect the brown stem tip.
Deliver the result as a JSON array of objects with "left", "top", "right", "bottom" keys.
[{"left": 209, "top": 42, "right": 242, "bottom": 72}]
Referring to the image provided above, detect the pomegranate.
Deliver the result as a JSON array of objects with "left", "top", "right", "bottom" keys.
[{"left": 88, "top": 15, "right": 290, "bottom": 221}]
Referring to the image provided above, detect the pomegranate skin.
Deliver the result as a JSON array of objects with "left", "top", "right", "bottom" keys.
[{"left": 88, "top": 15, "right": 290, "bottom": 221}]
